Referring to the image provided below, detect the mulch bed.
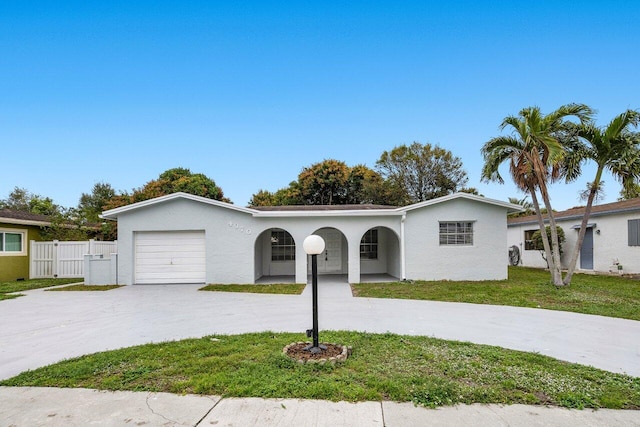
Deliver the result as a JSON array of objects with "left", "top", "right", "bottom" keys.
[{"left": 283, "top": 342, "right": 351, "bottom": 364}]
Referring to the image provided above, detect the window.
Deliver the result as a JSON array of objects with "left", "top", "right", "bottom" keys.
[
  {"left": 629, "top": 219, "right": 640, "bottom": 246},
  {"left": 0, "top": 230, "right": 25, "bottom": 254},
  {"left": 439, "top": 222, "right": 473, "bottom": 246},
  {"left": 271, "top": 229, "right": 295, "bottom": 261},
  {"left": 360, "top": 229, "right": 378, "bottom": 259},
  {"left": 524, "top": 230, "right": 537, "bottom": 250}
]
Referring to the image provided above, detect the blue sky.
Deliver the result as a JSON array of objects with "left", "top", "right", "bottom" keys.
[{"left": 1, "top": 1, "right": 639, "bottom": 210}]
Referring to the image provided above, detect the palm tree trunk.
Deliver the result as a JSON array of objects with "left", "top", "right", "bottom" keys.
[
  {"left": 529, "top": 187, "right": 556, "bottom": 278},
  {"left": 538, "top": 180, "right": 564, "bottom": 286},
  {"left": 563, "top": 168, "right": 603, "bottom": 285}
]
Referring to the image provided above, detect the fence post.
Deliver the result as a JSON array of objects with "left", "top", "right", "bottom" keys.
[
  {"left": 29, "top": 240, "right": 35, "bottom": 279},
  {"left": 89, "top": 239, "right": 95, "bottom": 255},
  {"left": 52, "top": 240, "right": 59, "bottom": 278}
]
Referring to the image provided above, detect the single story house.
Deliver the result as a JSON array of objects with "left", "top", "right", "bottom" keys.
[
  {"left": 102, "top": 193, "right": 519, "bottom": 284},
  {"left": 99, "top": 192, "right": 521, "bottom": 285},
  {"left": 0, "top": 209, "right": 50, "bottom": 281},
  {"left": 507, "top": 197, "right": 640, "bottom": 274}
]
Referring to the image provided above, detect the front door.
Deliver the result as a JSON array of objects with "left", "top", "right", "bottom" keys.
[
  {"left": 314, "top": 229, "right": 342, "bottom": 273},
  {"left": 580, "top": 227, "right": 594, "bottom": 270}
]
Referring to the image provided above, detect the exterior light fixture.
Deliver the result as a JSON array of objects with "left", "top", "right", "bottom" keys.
[{"left": 303, "top": 234, "right": 326, "bottom": 354}]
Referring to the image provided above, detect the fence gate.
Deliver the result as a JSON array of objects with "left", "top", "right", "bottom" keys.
[{"left": 30, "top": 240, "right": 117, "bottom": 279}]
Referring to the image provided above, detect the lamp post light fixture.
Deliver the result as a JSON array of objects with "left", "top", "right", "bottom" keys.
[{"left": 303, "top": 234, "right": 326, "bottom": 354}]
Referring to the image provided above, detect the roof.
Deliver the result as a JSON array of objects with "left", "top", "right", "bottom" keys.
[
  {"left": 253, "top": 204, "right": 397, "bottom": 211},
  {"left": 0, "top": 209, "right": 53, "bottom": 227},
  {"left": 101, "top": 191, "right": 522, "bottom": 219},
  {"left": 507, "top": 197, "right": 640, "bottom": 226},
  {"left": 400, "top": 192, "right": 523, "bottom": 213},
  {"left": 101, "top": 193, "right": 259, "bottom": 219}
]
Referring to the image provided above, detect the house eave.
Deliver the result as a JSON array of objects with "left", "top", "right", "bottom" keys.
[
  {"left": 0, "top": 218, "right": 52, "bottom": 227},
  {"left": 508, "top": 206, "right": 640, "bottom": 227},
  {"left": 253, "top": 210, "right": 405, "bottom": 218},
  {"left": 101, "top": 192, "right": 259, "bottom": 219},
  {"left": 400, "top": 192, "right": 523, "bottom": 213}
]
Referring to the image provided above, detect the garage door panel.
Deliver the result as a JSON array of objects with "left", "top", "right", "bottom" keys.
[
  {"left": 135, "top": 231, "right": 206, "bottom": 284},
  {"left": 136, "top": 231, "right": 202, "bottom": 240},
  {"left": 136, "top": 256, "right": 205, "bottom": 265},
  {"left": 136, "top": 243, "right": 204, "bottom": 250},
  {"left": 137, "top": 264, "right": 206, "bottom": 273},
  {"left": 135, "top": 252, "right": 206, "bottom": 260}
]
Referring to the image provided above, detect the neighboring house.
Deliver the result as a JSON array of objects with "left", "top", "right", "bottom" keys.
[
  {"left": 507, "top": 198, "right": 640, "bottom": 274},
  {"left": 100, "top": 192, "right": 521, "bottom": 285},
  {"left": 0, "top": 209, "right": 50, "bottom": 281}
]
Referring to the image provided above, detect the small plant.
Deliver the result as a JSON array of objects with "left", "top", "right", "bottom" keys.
[{"left": 531, "top": 226, "right": 566, "bottom": 267}]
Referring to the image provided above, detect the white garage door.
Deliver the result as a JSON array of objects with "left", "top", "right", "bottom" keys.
[{"left": 135, "top": 231, "right": 206, "bottom": 284}]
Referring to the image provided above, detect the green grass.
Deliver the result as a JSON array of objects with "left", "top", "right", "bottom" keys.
[
  {"left": 0, "top": 278, "right": 82, "bottom": 300},
  {"left": 46, "top": 284, "right": 123, "bottom": 292},
  {"left": 2, "top": 331, "right": 638, "bottom": 409},
  {"left": 352, "top": 267, "right": 640, "bottom": 321},
  {"left": 200, "top": 283, "right": 306, "bottom": 295}
]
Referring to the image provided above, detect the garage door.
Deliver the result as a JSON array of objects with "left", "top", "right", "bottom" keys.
[{"left": 135, "top": 231, "right": 206, "bottom": 284}]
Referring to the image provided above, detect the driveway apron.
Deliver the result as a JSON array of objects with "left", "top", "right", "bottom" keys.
[{"left": 0, "top": 278, "right": 639, "bottom": 380}]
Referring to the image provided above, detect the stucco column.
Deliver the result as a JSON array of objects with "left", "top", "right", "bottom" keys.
[
  {"left": 347, "top": 235, "right": 360, "bottom": 284},
  {"left": 295, "top": 243, "right": 308, "bottom": 284}
]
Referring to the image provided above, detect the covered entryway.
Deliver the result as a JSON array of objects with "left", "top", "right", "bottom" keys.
[
  {"left": 134, "top": 231, "right": 206, "bottom": 284},
  {"left": 312, "top": 228, "right": 346, "bottom": 274},
  {"left": 254, "top": 228, "right": 296, "bottom": 283},
  {"left": 359, "top": 226, "right": 401, "bottom": 282}
]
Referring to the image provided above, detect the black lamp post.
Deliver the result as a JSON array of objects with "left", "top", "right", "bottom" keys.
[{"left": 303, "top": 234, "right": 326, "bottom": 354}]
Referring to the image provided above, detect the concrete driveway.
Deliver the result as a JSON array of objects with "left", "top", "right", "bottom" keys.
[{"left": 1, "top": 278, "right": 639, "bottom": 380}]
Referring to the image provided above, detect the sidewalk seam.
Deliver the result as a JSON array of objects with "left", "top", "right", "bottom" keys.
[
  {"left": 380, "top": 400, "right": 386, "bottom": 427},
  {"left": 194, "top": 396, "right": 224, "bottom": 426}
]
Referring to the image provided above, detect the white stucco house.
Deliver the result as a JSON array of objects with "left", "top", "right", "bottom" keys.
[
  {"left": 507, "top": 197, "right": 640, "bottom": 274},
  {"left": 96, "top": 192, "right": 521, "bottom": 285}
]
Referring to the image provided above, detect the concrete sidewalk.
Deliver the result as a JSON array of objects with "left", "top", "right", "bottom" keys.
[{"left": 1, "top": 387, "right": 639, "bottom": 427}]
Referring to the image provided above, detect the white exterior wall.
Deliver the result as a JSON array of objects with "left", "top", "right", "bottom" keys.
[
  {"left": 116, "top": 198, "right": 258, "bottom": 285},
  {"left": 404, "top": 198, "right": 509, "bottom": 281},
  {"left": 508, "top": 211, "right": 640, "bottom": 274},
  {"left": 110, "top": 193, "right": 515, "bottom": 285}
]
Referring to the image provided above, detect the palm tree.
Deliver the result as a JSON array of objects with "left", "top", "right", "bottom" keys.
[
  {"left": 507, "top": 196, "right": 534, "bottom": 217},
  {"left": 482, "top": 104, "right": 592, "bottom": 286},
  {"left": 562, "top": 110, "right": 640, "bottom": 285}
]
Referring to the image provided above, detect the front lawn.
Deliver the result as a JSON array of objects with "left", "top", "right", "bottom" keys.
[
  {"left": 2, "top": 331, "right": 638, "bottom": 410},
  {"left": 352, "top": 267, "right": 640, "bottom": 321},
  {"left": 200, "top": 283, "right": 306, "bottom": 295},
  {"left": 46, "top": 284, "right": 123, "bottom": 292},
  {"left": 0, "top": 278, "right": 81, "bottom": 300}
]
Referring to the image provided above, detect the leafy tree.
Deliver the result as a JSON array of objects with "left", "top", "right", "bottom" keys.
[
  {"left": 249, "top": 161, "right": 403, "bottom": 207},
  {"left": 298, "top": 159, "right": 350, "bottom": 205},
  {"left": 78, "top": 182, "right": 117, "bottom": 223},
  {"left": 459, "top": 187, "right": 482, "bottom": 196},
  {"left": 376, "top": 142, "right": 468, "bottom": 204},
  {"left": 619, "top": 181, "right": 640, "bottom": 200},
  {"left": 507, "top": 196, "right": 534, "bottom": 217},
  {"left": 40, "top": 208, "right": 93, "bottom": 241},
  {"left": 531, "top": 226, "right": 566, "bottom": 267},
  {"left": 562, "top": 110, "right": 640, "bottom": 284},
  {"left": 481, "top": 104, "right": 592, "bottom": 286},
  {"left": 249, "top": 184, "right": 304, "bottom": 207},
  {"left": 345, "top": 164, "right": 405, "bottom": 205},
  {"left": 0, "top": 187, "right": 61, "bottom": 216},
  {"left": 104, "top": 168, "right": 229, "bottom": 210}
]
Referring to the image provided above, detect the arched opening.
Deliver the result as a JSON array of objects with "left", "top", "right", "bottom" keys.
[
  {"left": 359, "top": 226, "right": 401, "bottom": 282},
  {"left": 310, "top": 227, "right": 348, "bottom": 276},
  {"left": 254, "top": 228, "right": 296, "bottom": 283}
]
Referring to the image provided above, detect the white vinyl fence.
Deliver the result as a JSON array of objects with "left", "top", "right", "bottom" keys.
[{"left": 30, "top": 240, "right": 117, "bottom": 279}]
